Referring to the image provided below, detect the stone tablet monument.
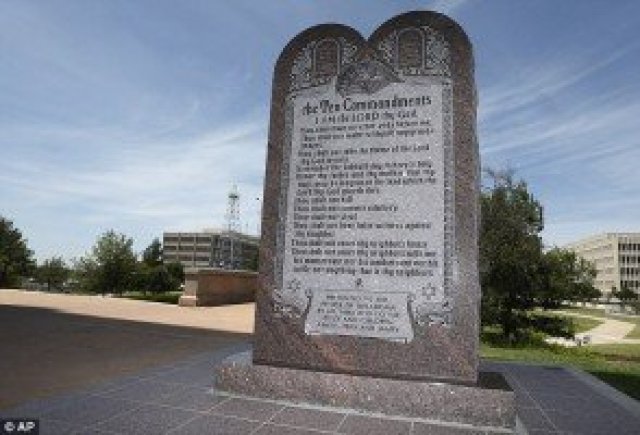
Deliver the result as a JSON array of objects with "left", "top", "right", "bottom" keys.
[{"left": 217, "top": 11, "right": 516, "bottom": 432}]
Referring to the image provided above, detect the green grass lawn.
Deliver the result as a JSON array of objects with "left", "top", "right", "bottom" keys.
[
  {"left": 589, "top": 344, "right": 638, "bottom": 360},
  {"left": 121, "top": 291, "right": 182, "bottom": 304},
  {"left": 481, "top": 332, "right": 640, "bottom": 401},
  {"left": 626, "top": 326, "right": 640, "bottom": 339},
  {"left": 567, "top": 307, "right": 607, "bottom": 317},
  {"left": 528, "top": 310, "right": 602, "bottom": 334},
  {"left": 571, "top": 316, "right": 604, "bottom": 333}
]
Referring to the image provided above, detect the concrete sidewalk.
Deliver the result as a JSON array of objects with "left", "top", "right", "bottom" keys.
[
  {"left": 0, "top": 289, "right": 255, "bottom": 333},
  {"left": 2, "top": 342, "right": 639, "bottom": 434},
  {"left": 556, "top": 311, "right": 640, "bottom": 345},
  {"left": 0, "top": 290, "right": 252, "bottom": 408}
]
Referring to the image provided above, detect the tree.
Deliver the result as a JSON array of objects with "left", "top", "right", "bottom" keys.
[
  {"left": 612, "top": 285, "right": 637, "bottom": 308},
  {"left": 0, "top": 216, "right": 35, "bottom": 287},
  {"left": 244, "top": 248, "right": 259, "bottom": 272},
  {"left": 74, "top": 230, "right": 137, "bottom": 295},
  {"left": 480, "top": 170, "right": 571, "bottom": 341},
  {"left": 572, "top": 257, "right": 601, "bottom": 304},
  {"left": 142, "top": 238, "right": 162, "bottom": 267},
  {"left": 540, "top": 248, "right": 600, "bottom": 307},
  {"left": 166, "top": 261, "right": 185, "bottom": 285},
  {"left": 139, "top": 265, "right": 172, "bottom": 294},
  {"left": 136, "top": 239, "right": 184, "bottom": 294},
  {"left": 36, "top": 257, "right": 70, "bottom": 291},
  {"left": 136, "top": 262, "right": 182, "bottom": 295}
]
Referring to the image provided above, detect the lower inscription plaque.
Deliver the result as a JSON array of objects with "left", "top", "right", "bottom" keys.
[{"left": 305, "top": 290, "right": 414, "bottom": 342}]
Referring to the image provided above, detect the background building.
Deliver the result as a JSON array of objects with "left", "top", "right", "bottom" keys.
[
  {"left": 566, "top": 233, "right": 640, "bottom": 296},
  {"left": 163, "top": 229, "right": 259, "bottom": 271}
]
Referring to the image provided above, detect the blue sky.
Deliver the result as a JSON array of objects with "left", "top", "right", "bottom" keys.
[{"left": 1, "top": 0, "right": 639, "bottom": 262}]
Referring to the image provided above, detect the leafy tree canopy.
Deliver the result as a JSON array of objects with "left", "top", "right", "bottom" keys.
[
  {"left": 142, "top": 238, "right": 162, "bottom": 267},
  {"left": 0, "top": 216, "right": 35, "bottom": 287},
  {"left": 480, "top": 169, "right": 546, "bottom": 341},
  {"left": 136, "top": 238, "right": 184, "bottom": 294},
  {"left": 74, "top": 230, "right": 137, "bottom": 295},
  {"left": 613, "top": 285, "right": 637, "bottom": 303},
  {"left": 166, "top": 261, "right": 185, "bottom": 284},
  {"left": 541, "top": 248, "right": 600, "bottom": 307},
  {"left": 36, "top": 256, "right": 70, "bottom": 291},
  {"left": 136, "top": 261, "right": 184, "bottom": 295}
]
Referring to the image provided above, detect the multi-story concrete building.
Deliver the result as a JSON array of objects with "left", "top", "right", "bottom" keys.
[
  {"left": 163, "top": 229, "right": 259, "bottom": 271},
  {"left": 566, "top": 233, "right": 640, "bottom": 296}
]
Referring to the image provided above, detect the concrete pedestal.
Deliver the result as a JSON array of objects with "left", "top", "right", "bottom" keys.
[
  {"left": 178, "top": 268, "right": 257, "bottom": 307},
  {"left": 216, "top": 351, "right": 516, "bottom": 433}
]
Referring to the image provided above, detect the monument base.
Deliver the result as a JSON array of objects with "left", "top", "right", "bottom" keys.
[{"left": 215, "top": 351, "right": 516, "bottom": 433}]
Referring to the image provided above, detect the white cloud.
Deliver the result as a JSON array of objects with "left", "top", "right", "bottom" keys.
[
  {"left": 478, "top": 39, "right": 640, "bottom": 247},
  {"left": 428, "top": 0, "right": 470, "bottom": 15},
  {"left": 478, "top": 39, "right": 640, "bottom": 172},
  {"left": 479, "top": 43, "right": 635, "bottom": 121},
  {"left": 0, "top": 118, "right": 267, "bottom": 235},
  {"left": 482, "top": 96, "right": 640, "bottom": 156}
]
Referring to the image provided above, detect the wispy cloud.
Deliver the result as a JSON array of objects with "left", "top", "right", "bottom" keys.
[
  {"left": 1, "top": 117, "right": 267, "bottom": 235},
  {"left": 428, "top": 0, "right": 470, "bottom": 15},
  {"left": 479, "top": 36, "right": 640, "bottom": 167},
  {"left": 482, "top": 95, "right": 640, "bottom": 157},
  {"left": 478, "top": 35, "right": 640, "bottom": 246},
  {"left": 480, "top": 43, "right": 636, "bottom": 121}
]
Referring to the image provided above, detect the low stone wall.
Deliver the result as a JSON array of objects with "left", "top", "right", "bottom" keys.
[{"left": 179, "top": 268, "right": 257, "bottom": 307}]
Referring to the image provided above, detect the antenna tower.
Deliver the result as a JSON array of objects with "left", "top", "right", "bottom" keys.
[{"left": 226, "top": 185, "right": 241, "bottom": 233}]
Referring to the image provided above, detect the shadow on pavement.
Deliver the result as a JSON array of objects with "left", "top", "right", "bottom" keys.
[{"left": 0, "top": 304, "right": 251, "bottom": 408}]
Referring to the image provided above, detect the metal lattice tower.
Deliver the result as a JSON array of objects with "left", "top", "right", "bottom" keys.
[{"left": 226, "top": 185, "right": 241, "bottom": 233}]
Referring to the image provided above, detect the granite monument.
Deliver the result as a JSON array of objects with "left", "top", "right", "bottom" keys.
[{"left": 217, "top": 11, "right": 516, "bottom": 432}]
